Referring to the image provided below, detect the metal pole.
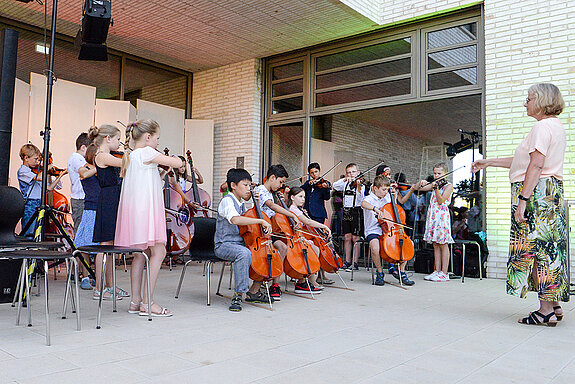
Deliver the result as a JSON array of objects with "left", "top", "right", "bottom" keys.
[{"left": 38, "top": 0, "right": 59, "bottom": 242}]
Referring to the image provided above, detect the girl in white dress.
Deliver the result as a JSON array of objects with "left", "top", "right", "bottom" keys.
[
  {"left": 417, "top": 163, "right": 454, "bottom": 282},
  {"left": 115, "top": 119, "right": 184, "bottom": 317}
]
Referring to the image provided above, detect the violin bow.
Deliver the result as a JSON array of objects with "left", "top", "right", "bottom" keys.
[
  {"left": 353, "top": 160, "right": 386, "bottom": 183},
  {"left": 311, "top": 160, "right": 342, "bottom": 184}
]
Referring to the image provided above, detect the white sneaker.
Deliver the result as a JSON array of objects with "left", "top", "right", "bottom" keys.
[
  {"left": 424, "top": 271, "right": 439, "bottom": 281},
  {"left": 430, "top": 271, "right": 450, "bottom": 282}
]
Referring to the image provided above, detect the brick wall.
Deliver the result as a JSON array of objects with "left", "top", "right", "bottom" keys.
[
  {"left": 191, "top": 59, "right": 262, "bottom": 207},
  {"left": 378, "top": 0, "right": 479, "bottom": 24},
  {"left": 331, "top": 113, "right": 433, "bottom": 183},
  {"left": 140, "top": 77, "right": 188, "bottom": 111},
  {"left": 483, "top": 0, "right": 575, "bottom": 278}
]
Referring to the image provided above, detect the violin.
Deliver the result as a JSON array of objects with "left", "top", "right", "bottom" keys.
[
  {"left": 378, "top": 188, "right": 415, "bottom": 265},
  {"left": 240, "top": 184, "right": 283, "bottom": 282},
  {"left": 30, "top": 152, "right": 67, "bottom": 177},
  {"left": 310, "top": 178, "right": 331, "bottom": 189},
  {"left": 301, "top": 212, "right": 343, "bottom": 273},
  {"left": 185, "top": 150, "right": 212, "bottom": 218},
  {"left": 163, "top": 148, "right": 192, "bottom": 256},
  {"left": 273, "top": 192, "right": 320, "bottom": 280},
  {"left": 110, "top": 150, "right": 124, "bottom": 159}
]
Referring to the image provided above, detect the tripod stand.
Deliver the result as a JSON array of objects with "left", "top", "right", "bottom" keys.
[{"left": 18, "top": 0, "right": 95, "bottom": 279}]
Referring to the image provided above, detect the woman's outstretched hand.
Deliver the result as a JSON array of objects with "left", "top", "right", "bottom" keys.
[{"left": 471, "top": 159, "right": 488, "bottom": 173}]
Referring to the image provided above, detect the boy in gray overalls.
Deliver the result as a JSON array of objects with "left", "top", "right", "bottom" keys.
[{"left": 214, "top": 168, "right": 274, "bottom": 311}]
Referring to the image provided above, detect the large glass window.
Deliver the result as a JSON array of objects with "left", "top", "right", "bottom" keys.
[
  {"left": 9, "top": 27, "right": 121, "bottom": 99},
  {"left": 312, "top": 36, "right": 413, "bottom": 109},
  {"left": 268, "top": 122, "right": 304, "bottom": 179},
  {"left": 123, "top": 59, "right": 188, "bottom": 110},
  {"left": 425, "top": 22, "right": 479, "bottom": 93},
  {"left": 270, "top": 60, "right": 304, "bottom": 115},
  {"left": 1, "top": 23, "right": 191, "bottom": 110}
]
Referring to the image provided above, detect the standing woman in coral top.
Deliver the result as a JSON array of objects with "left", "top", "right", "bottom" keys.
[
  {"left": 472, "top": 83, "right": 568, "bottom": 326},
  {"left": 115, "top": 119, "right": 185, "bottom": 317}
]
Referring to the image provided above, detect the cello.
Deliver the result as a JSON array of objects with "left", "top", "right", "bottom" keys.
[
  {"left": 185, "top": 151, "right": 212, "bottom": 217},
  {"left": 240, "top": 184, "right": 283, "bottom": 282},
  {"left": 273, "top": 192, "right": 320, "bottom": 281},
  {"left": 163, "top": 148, "right": 192, "bottom": 257},
  {"left": 301, "top": 214, "right": 343, "bottom": 274},
  {"left": 378, "top": 186, "right": 415, "bottom": 276}
]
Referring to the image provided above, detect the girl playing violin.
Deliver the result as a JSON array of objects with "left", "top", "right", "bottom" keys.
[
  {"left": 115, "top": 119, "right": 185, "bottom": 317},
  {"left": 168, "top": 155, "right": 205, "bottom": 206},
  {"left": 417, "top": 163, "right": 454, "bottom": 282},
  {"left": 90, "top": 125, "right": 127, "bottom": 301},
  {"left": 287, "top": 186, "right": 330, "bottom": 293}
]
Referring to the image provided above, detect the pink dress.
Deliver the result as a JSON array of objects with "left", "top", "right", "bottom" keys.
[
  {"left": 423, "top": 186, "right": 454, "bottom": 245},
  {"left": 115, "top": 146, "right": 166, "bottom": 249}
]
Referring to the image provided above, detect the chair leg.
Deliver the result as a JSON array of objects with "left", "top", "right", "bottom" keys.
[
  {"left": 206, "top": 261, "right": 211, "bottom": 306},
  {"left": 477, "top": 244, "right": 483, "bottom": 280},
  {"left": 27, "top": 261, "right": 33, "bottom": 327},
  {"left": 462, "top": 244, "right": 466, "bottom": 283},
  {"left": 113, "top": 253, "right": 118, "bottom": 312},
  {"left": 97, "top": 254, "right": 106, "bottom": 329},
  {"left": 12, "top": 260, "right": 24, "bottom": 307},
  {"left": 175, "top": 260, "right": 191, "bottom": 298},
  {"left": 123, "top": 254, "right": 127, "bottom": 272},
  {"left": 216, "top": 263, "right": 226, "bottom": 295},
  {"left": 72, "top": 258, "right": 81, "bottom": 331},
  {"left": 143, "top": 253, "right": 152, "bottom": 322},
  {"left": 44, "top": 260, "right": 50, "bottom": 346},
  {"left": 16, "top": 259, "right": 27, "bottom": 326},
  {"left": 450, "top": 244, "right": 454, "bottom": 274},
  {"left": 61, "top": 258, "right": 72, "bottom": 319},
  {"left": 228, "top": 264, "right": 233, "bottom": 290}
]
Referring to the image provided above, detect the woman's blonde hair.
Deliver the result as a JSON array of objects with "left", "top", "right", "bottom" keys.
[
  {"left": 88, "top": 124, "right": 121, "bottom": 147},
  {"left": 528, "top": 83, "right": 565, "bottom": 116},
  {"left": 120, "top": 119, "right": 160, "bottom": 177},
  {"left": 433, "top": 162, "right": 449, "bottom": 173}
]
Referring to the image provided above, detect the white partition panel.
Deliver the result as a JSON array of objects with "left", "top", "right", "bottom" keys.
[
  {"left": 29, "top": 72, "right": 96, "bottom": 198},
  {"left": 184, "top": 119, "right": 214, "bottom": 207},
  {"left": 10, "top": 79, "right": 31, "bottom": 189},
  {"left": 95, "top": 99, "right": 133, "bottom": 128},
  {"left": 136, "top": 100, "right": 185, "bottom": 155}
]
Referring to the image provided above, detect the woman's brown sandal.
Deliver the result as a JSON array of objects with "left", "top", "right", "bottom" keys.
[
  {"left": 519, "top": 311, "right": 557, "bottom": 327},
  {"left": 553, "top": 306, "right": 563, "bottom": 321}
]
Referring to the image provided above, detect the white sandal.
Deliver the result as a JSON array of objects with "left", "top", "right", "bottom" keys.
[
  {"left": 139, "top": 302, "right": 173, "bottom": 317},
  {"left": 128, "top": 301, "right": 141, "bottom": 314}
]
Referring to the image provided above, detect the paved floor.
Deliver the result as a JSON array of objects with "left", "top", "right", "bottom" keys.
[{"left": 0, "top": 263, "right": 574, "bottom": 384}]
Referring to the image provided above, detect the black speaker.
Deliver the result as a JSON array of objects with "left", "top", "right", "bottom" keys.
[
  {"left": 78, "top": 0, "right": 111, "bottom": 61},
  {"left": 78, "top": 42, "right": 108, "bottom": 61},
  {"left": 0, "top": 259, "right": 23, "bottom": 304},
  {"left": 0, "top": 28, "right": 19, "bottom": 186},
  {"left": 81, "top": 0, "right": 111, "bottom": 44}
]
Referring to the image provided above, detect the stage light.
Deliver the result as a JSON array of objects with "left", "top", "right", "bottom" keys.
[
  {"left": 77, "top": 0, "right": 111, "bottom": 61},
  {"left": 445, "top": 136, "right": 473, "bottom": 157}
]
